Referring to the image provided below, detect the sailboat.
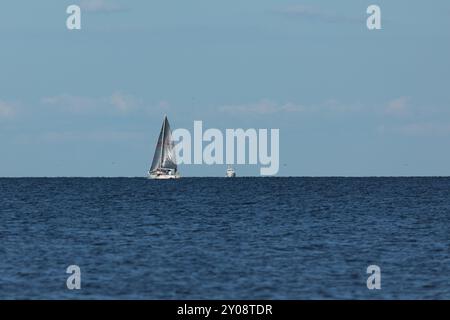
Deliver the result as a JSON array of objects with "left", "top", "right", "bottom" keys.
[{"left": 148, "top": 116, "right": 180, "bottom": 179}]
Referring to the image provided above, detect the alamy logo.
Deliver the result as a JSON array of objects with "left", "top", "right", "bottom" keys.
[
  {"left": 367, "top": 5, "right": 381, "bottom": 30},
  {"left": 173, "top": 121, "right": 279, "bottom": 175},
  {"left": 66, "top": 4, "right": 382, "bottom": 31},
  {"left": 66, "top": 265, "right": 81, "bottom": 290},
  {"left": 366, "top": 265, "right": 381, "bottom": 290},
  {"left": 66, "top": 5, "right": 81, "bottom": 30}
]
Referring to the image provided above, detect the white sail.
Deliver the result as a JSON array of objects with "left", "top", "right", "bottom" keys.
[
  {"left": 149, "top": 122, "right": 164, "bottom": 172},
  {"left": 148, "top": 116, "right": 179, "bottom": 179},
  {"left": 160, "top": 118, "right": 177, "bottom": 170}
]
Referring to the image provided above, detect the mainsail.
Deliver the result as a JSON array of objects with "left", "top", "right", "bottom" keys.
[{"left": 150, "top": 116, "right": 177, "bottom": 172}]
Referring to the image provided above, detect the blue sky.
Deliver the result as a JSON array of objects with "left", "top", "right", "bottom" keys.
[{"left": 1, "top": 0, "right": 450, "bottom": 176}]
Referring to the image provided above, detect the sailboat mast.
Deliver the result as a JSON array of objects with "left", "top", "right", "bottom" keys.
[{"left": 159, "top": 117, "right": 166, "bottom": 168}]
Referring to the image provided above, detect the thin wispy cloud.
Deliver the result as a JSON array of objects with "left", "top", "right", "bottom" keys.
[
  {"left": 379, "top": 122, "right": 450, "bottom": 136},
  {"left": 110, "top": 92, "right": 141, "bottom": 113},
  {"left": 0, "top": 100, "right": 16, "bottom": 119},
  {"left": 219, "top": 99, "right": 306, "bottom": 115},
  {"left": 322, "top": 99, "right": 364, "bottom": 113},
  {"left": 41, "top": 93, "right": 169, "bottom": 115},
  {"left": 79, "top": 0, "right": 125, "bottom": 13},
  {"left": 14, "top": 130, "right": 146, "bottom": 144},
  {"left": 218, "top": 97, "right": 431, "bottom": 119},
  {"left": 277, "top": 4, "right": 362, "bottom": 24},
  {"left": 384, "top": 97, "right": 410, "bottom": 116},
  {"left": 218, "top": 99, "right": 365, "bottom": 115},
  {"left": 42, "top": 94, "right": 98, "bottom": 113}
]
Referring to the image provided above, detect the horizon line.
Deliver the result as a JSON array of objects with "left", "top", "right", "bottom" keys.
[{"left": 1, "top": 176, "right": 450, "bottom": 178}]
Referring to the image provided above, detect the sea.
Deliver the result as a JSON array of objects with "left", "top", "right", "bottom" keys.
[{"left": 0, "top": 177, "right": 449, "bottom": 299}]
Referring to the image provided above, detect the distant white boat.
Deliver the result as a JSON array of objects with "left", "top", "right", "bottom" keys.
[
  {"left": 148, "top": 116, "right": 180, "bottom": 179},
  {"left": 226, "top": 165, "right": 236, "bottom": 178}
]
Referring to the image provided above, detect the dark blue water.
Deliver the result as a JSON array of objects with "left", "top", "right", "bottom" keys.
[{"left": 0, "top": 178, "right": 449, "bottom": 299}]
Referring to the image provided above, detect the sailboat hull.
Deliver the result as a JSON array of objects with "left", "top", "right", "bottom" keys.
[
  {"left": 226, "top": 166, "right": 236, "bottom": 177},
  {"left": 148, "top": 173, "right": 180, "bottom": 179}
]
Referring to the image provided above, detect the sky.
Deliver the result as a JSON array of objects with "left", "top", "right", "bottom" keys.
[{"left": 1, "top": 0, "right": 450, "bottom": 177}]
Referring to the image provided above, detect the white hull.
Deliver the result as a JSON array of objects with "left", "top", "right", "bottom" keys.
[
  {"left": 226, "top": 168, "right": 236, "bottom": 177},
  {"left": 148, "top": 173, "right": 180, "bottom": 179}
]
